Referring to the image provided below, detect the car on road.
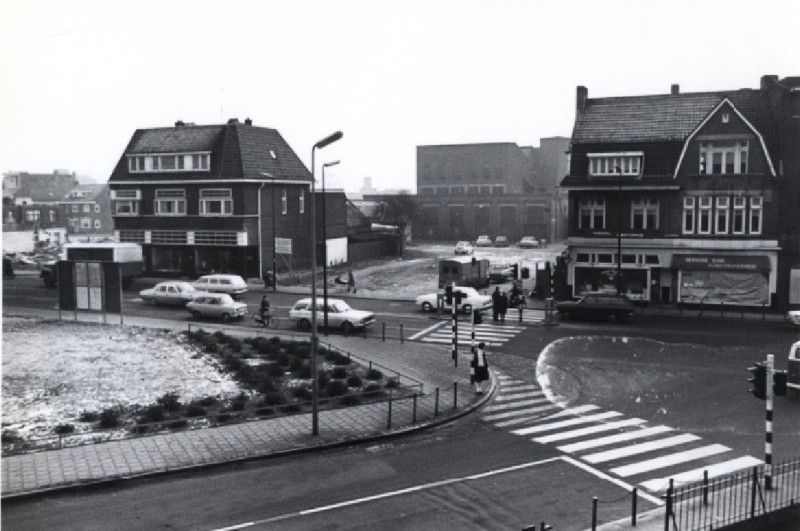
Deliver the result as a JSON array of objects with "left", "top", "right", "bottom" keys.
[
  {"left": 454, "top": 241, "right": 474, "bottom": 255},
  {"left": 415, "top": 286, "right": 492, "bottom": 314},
  {"left": 289, "top": 298, "right": 375, "bottom": 333},
  {"left": 192, "top": 274, "right": 248, "bottom": 298},
  {"left": 494, "top": 236, "right": 510, "bottom": 247},
  {"left": 140, "top": 281, "right": 205, "bottom": 306},
  {"left": 186, "top": 293, "right": 248, "bottom": 321},
  {"left": 488, "top": 263, "right": 514, "bottom": 283},
  {"left": 556, "top": 293, "right": 634, "bottom": 323},
  {"left": 788, "top": 310, "right": 800, "bottom": 328},
  {"left": 518, "top": 236, "right": 539, "bottom": 249},
  {"left": 475, "top": 235, "right": 492, "bottom": 247}
]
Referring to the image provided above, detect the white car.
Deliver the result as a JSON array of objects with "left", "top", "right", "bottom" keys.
[
  {"left": 415, "top": 286, "right": 492, "bottom": 314},
  {"left": 186, "top": 293, "right": 248, "bottom": 321},
  {"left": 787, "top": 310, "right": 800, "bottom": 328},
  {"left": 192, "top": 274, "right": 248, "bottom": 298},
  {"left": 518, "top": 236, "right": 540, "bottom": 249},
  {"left": 454, "top": 241, "right": 474, "bottom": 255},
  {"left": 289, "top": 298, "right": 376, "bottom": 333},
  {"left": 475, "top": 235, "right": 492, "bottom": 247},
  {"left": 140, "top": 281, "right": 204, "bottom": 306}
]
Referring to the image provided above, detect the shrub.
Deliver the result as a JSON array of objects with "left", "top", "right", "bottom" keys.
[
  {"left": 1, "top": 430, "right": 20, "bottom": 443},
  {"left": 340, "top": 394, "right": 362, "bottom": 406},
  {"left": 277, "top": 353, "right": 292, "bottom": 367},
  {"left": 205, "top": 342, "right": 219, "bottom": 354},
  {"left": 366, "top": 368, "right": 384, "bottom": 380},
  {"left": 326, "top": 380, "right": 348, "bottom": 397},
  {"left": 281, "top": 404, "right": 302, "bottom": 414},
  {"left": 255, "top": 407, "right": 274, "bottom": 417},
  {"left": 332, "top": 354, "right": 351, "bottom": 366},
  {"left": 222, "top": 355, "right": 243, "bottom": 372},
  {"left": 235, "top": 391, "right": 248, "bottom": 402},
  {"left": 79, "top": 410, "right": 99, "bottom": 422},
  {"left": 230, "top": 400, "right": 246, "bottom": 412},
  {"left": 141, "top": 405, "right": 165, "bottom": 423},
  {"left": 131, "top": 424, "right": 149, "bottom": 435},
  {"left": 323, "top": 349, "right": 339, "bottom": 362},
  {"left": 267, "top": 363, "right": 286, "bottom": 377},
  {"left": 212, "top": 330, "right": 230, "bottom": 343},
  {"left": 318, "top": 372, "right": 330, "bottom": 389},
  {"left": 291, "top": 386, "right": 312, "bottom": 401},
  {"left": 186, "top": 404, "right": 207, "bottom": 417},
  {"left": 157, "top": 392, "right": 182, "bottom": 412},
  {"left": 363, "top": 383, "right": 384, "bottom": 398},
  {"left": 385, "top": 378, "right": 400, "bottom": 389},
  {"left": 263, "top": 392, "right": 287, "bottom": 406},
  {"left": 199, "top": 396, "right": 217, "bottom": 407},
  {"left": 294, "top": 344, "right": 311, "bottom": 359},
  {"left": 227, "top": 337, "right": 243, "bottom": 353},
  {"left": 292, "top": 363, "right": 311, "bottom": 379},
  {"left": 332, "top": 367, "right": 348, "bottom": 379},
  {"left": 216, "top": 413, "right": 232, "bottom": 423},
  {"left": 258, "top": 377, "right": 278, "bottom": 394},
  {"left": 99, "top": 408, "right": 120, "bottom": 429},
  {"left": 164, "top": 419, "right": 188, "bottom": 430},
  {"left": 346, "top": 374, "right": 362, "bottom": 387},
  {"left": 54, "top": 424, "right": 75, "bottom": 435},
  {"left": 289, "top": 357, "right": 304, "bottom": 372}
]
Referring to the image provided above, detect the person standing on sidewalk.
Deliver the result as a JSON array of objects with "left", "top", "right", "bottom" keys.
[
  {"left": 470, "top": 342, "right": 490, "bottom": 394},
  {"left": 347, "top": 268, "right": 356, "bottom": 293},
  {"left": 491, "top": 287, "right": 500, "bottom": 321},
  {"left": 498, "top": 290, "right": 508, "bottom": 322}
]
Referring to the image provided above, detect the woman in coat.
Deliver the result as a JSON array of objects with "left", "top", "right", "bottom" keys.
[{"left": 470, "top": 342, "right": 490, "bottom": 394}]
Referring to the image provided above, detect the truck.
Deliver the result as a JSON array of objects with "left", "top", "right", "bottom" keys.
[
  {"left": 438, "top": 256, "right": 490, "bottom": 289},
  {"left": 40, "top": 242, "right": 143, "bottom": 289}
]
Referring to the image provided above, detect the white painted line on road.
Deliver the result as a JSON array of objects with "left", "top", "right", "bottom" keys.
[
  {"left": 491, "top": 407, "right": 563, "bottom": 427},
  {"left": 494, "top": 391, "right": 544, "bottom": 402},
  {"left": 482, "top": 401, "right": 557, "bottom": 421},
  {"left": 583, "top": 433, "right": 700, "bottom": 464},
  {"left": 419, "top": 337, "right": 503, "bottom": 347},
  {"left": 511, "top": 411, "right": 622, "bottom": 436},
  {"left": 560, "top": 456, "right": 664, "bottom": 506},
  {"left": 533, "top": 418, "right": 646, "bottom": 444},
  {"left": 610, "top": 444, "right": 730, "bottom": 478},
  {"left": 557, "top": 426, "right": 675, "bottom": 454},
  {"left": 483, "top": 397, "right": 552, "bottom": 412},
  {"left": 408, "top": 322, "right": 445, "bottom": 340},
  {"left": 639, "top": 456, "right": 764, "bottom": 492},
  {"left": 541, "top": 404, "right": 600, "bottom": 420},
  {"left": 499, "top": 384, "right": 538, "bottom": 392}
]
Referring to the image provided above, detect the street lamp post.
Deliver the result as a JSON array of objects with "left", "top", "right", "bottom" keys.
[
  {"left": 259, "top": 172, "right": 278, "bottom": 292},
  {"left": 322, "top": 160, "right": 340, "bottom": 335},
  {"left": 615, "top": 166, "right": 623, "bottom": 296},
  {"left": 310, "top": 131, "right": 343, "bottom": 436}
]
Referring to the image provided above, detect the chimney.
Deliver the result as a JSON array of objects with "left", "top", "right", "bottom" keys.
[
  {"left": 244, "top": 117, "right": 253, "bottom": 126},
  {"left": 576, "top": 86, "right": 588, "bottom": 113},
  {"left": 227, "top": 118, "right": 239, "bottom": 124},
  {"left": 175, "top": 120, "right": 184, "bottom": 127},
  {"left": 760, "top": 75, "right": 779, "bottom": 94},
  {"left": 671, "top": 84, "right": 680, "bottom": 95}
]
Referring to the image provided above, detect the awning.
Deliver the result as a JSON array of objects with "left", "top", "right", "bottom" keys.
[{"left": 671, "top": 254, "right": 771, "bottom": 272}]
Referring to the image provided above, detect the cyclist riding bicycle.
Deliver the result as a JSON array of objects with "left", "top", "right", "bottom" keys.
[{"left": 259, "top": 295, "right": 271, "bottom": 322}]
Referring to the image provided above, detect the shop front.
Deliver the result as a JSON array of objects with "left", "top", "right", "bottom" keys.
[{"left": 673, "top": 254, "right": 772, "bottom": 306}]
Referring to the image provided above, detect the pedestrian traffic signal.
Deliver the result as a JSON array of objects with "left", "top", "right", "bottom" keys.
[
  {"left": 473, "top": 309, "right": 482, "bottom": 324},
  {"left": 444, "top": 286, "right": 453, "bottom": 305},
  {"left": 747, "top": 363, "right": 766, "bottom": 399},
  {"left": 454, "top": 290, "right": 464, "bottom": 305},
  {"left": 774, "top": 370, "right": 788, "bottom": 397},
  {"left": 512, "top": 264, "right": 519, "bottom": 280}
]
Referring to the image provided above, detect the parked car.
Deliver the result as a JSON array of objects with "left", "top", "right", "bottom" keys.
[
  {"left": 518, "top": 236, "right": 539, "bottom": 249},
  {"left": 140, "top": 281, "right": 204, "bottom": 306},
  {"left": 192, "top": 274, "right": 248, "bottom": 298},
  {"left": 475, "top": 235, "right": 492, "bottom": 247},
  {"left": 415, "top": 286, "right": 492, "bottom": 314},
  {"left": 186, "top": 293, "right": 248, "bottom": 321},
  {"left": 454, "top": 241, "right": 474, "bottom": 255},
  {"left": 289, "top": 297, "right": 375, "bottom": 333},
  {"left": 494, "top": 236, "right": 510, "bottom": 247},
  {"left": 556, "top": 293, "right": 635, "bottom": 323},
  {"left": 488, "top": 263, "right": 515, "bottom": 283},
  {"left": 787, "top": 310, "right": 800, "bottom": 328}
]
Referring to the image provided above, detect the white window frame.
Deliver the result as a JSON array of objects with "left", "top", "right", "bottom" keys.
[
  {"left": 682, "top": 197, "right": 696, "bottom": 234},
  {"left": 94, "top": 204, "right": 100, "bottom": 213},
  {"left": 25, "top": 210, "right": 40, "bottom": 222},
  {"left": 281, "top": 189, "right": 288, "bottom": 215},
  {"left": 94, "top": 219, "right": 101, "bottom": 229},
  {"left": 82, "top": 204, "right": 91, "bottom": 213},
  {"left": 128, "top": 152, "right": 210, "bottom": 173},
  {"left": 154, "top": 189, "right": 187, "bottom": 216},
  {"left": 699, "top": 141, "right": 749, "bottom": 175},
  {"left": 715, "top": 196, "right": 730, "bottom": 234},
  {"left": 299, "top": 189, "right": 305, "bottom": 214},
  {"left": 111, "top": 189, "right": 141, "bottom": 216},
  {"left": 578, "top": 198, "right": 606, "bottom": 229},
  {"left": 732, "top": 196, "right": 746, "bottom": 235},
  {"left": 631, "top": 198, "right": 659, "bottom": 230},
  {"left": 587, "top": 152, "right": 643, "bottom": 177},
  {"left": 698, "top": 196, "right": 712, "bottom": 235},
  {"left": 749, "top": 196, "right": 763, "bottom": 235},
  {"left": 199, "top": 188, "right": 232, "bottom": 216}
]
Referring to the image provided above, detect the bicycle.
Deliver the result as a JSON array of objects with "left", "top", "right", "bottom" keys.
[{"left": 251, "top": 312, "right": 279, "bottom": 329}]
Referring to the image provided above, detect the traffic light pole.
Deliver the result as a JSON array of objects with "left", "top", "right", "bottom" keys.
[
  {"left": 451, "top": 282, "right": 458, "bottom": 368},
  {"left": 765, "top": 354, "right": 774, "bottom": 490}
]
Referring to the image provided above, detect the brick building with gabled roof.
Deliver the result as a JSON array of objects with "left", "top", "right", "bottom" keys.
[
  {"left": 561, "top": 76, "right": 800, "bottom": 309},
  {"left": 108, "top": 118, "right": 347, "bottom": 279}
]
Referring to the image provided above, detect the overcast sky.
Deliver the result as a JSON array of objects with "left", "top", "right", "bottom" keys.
[{"left": 1, "top": 0, "right": 798, "bottom": 192}]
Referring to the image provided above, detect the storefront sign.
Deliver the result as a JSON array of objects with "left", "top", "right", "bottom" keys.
[
  {"left": 275, "top": 237, "right": 292, "bottom": 255},
  {"left": 672, "top": 254, "right": 770, "bottom": 272}
]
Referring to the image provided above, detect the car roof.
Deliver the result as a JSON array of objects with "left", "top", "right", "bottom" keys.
[{"left": 294, "top": 298, "right": 346, "bottom": 305}]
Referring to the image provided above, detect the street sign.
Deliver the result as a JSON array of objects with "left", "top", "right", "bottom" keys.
[{"left": 275, "top": 237, "right": 292, "bottom": 255}]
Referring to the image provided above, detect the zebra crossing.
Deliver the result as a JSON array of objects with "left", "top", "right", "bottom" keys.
[
  {"left": 409, "top": 310, "right": 544, "bottom": 347},
  {"left": 483, "top": 373, "right": 763, "bottom": 493}
]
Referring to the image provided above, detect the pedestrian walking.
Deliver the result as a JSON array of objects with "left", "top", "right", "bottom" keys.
[
  {"left": 491, "top": 287, "right": 500, "bottom": 321},
  {"left": 498, "top": 290, "right": 508, "bottom": 322},
  {"left": 259, "top": 295, "right": 271, "bottom": 322},
  {"left": 470, "top": 342, "right": 490, "bottom": 394},
  {"left": 347, "top": 268, "right": 356, "bottom": 293},
  {"left": 262, "top": 268, "right": 273, "bottom": 290}
]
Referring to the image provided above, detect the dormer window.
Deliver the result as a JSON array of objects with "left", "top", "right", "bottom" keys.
[
  {"left": 128, "top": 153, "right": 210, "bottom": 173},
  {"left": 588, "top": 152, "right": 643, "bottom": 177},
  {"left": 699, "top": 141, "right": 748, "bottom": 174}
]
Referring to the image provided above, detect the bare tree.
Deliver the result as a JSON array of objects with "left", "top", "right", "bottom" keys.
[{"left": 381, "top": 192, "right": 418, "bottom": 257}]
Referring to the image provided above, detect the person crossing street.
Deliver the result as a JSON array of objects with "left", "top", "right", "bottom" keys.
[{"left": 470, "top": 342, "right": 490, "bottom": 394}]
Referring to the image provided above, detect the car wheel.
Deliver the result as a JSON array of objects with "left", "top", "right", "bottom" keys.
[
  {"left": 462, "top": 304, "right": 472, "bottom": 314},
  {"left": 421, "top": 301, "right": 434, "bottom": 312},
  {"left": 221, "top": 313, "right": 231, "bottom": 322},
  {"left": 298, "top": 318, "right": 311, "bottom": 331},
  {"left": 342, "top": 321, "right": 354, "bottom": 334},
  {"left": 191, "top": 311, "right": 201, "bottom": 320}
]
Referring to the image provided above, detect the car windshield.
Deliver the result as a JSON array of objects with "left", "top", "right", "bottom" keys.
[{"left": 330, "top": 302, "right": 351, "bottom": 312}]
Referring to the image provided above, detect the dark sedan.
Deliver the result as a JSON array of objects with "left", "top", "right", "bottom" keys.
[{"left": 556, "top": 293, "right": 635, "bottom": 323}]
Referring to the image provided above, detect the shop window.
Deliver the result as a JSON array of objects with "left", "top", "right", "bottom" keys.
[
  {"left": 621, "top": 254, "right": 637, "bottom": 264},
  {"left": 749, "top": 197, "right": 762, "bottom": 234},
  {"left": 715, "top": 196, "right": 730, "bottom": 234},
  {"left": 698, "top": 197, "right": 712, "bottom": 234},
  {"left": 699, "top": 141, "right": 748, "bottom": 175},
  {"left": 683, "top": 197, "right": 696, "bottom": 234},
  {"left": 645, "top": 255, "right": 660, "bottom": 265},
  {"left": 631, "top": 198, "right": 659, "bottom": 230},
  {"left": 578, "top": 198, "right": 605, "bottom": 229},
  {"left": 596, "top": 253, "right": 613, "bottom": 264},
  {"left": 576, "top": 253, "right": 591, "bottom": 263},
  {"left": 732, "top": 197, "right": 746, "bottom": 234}
]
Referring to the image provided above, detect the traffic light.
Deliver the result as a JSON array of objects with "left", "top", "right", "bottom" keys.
[
  {"left": 747, "top": 363, "right": 766, "bottom": 399},
  {"left": 445, "top": 286, "right": 453, "bottom": 305},
  {"left": 473, "top": 309, "right": 482, "bottom": 324},
  {"left": 521, "top": 266, "right": 530, "bottom": 279},
  {"left": 774, "top": 370, "right": 788, "bottom": 397},
  {"left": 454, "top": 290, "right": 464, "bottom": 306},
  {"left": 512, "top": 264, "right": 519, "bottom": 280}
]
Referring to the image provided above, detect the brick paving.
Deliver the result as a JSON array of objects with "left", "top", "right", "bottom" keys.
[{"left": 1, "top": 309, "right": 487, "bottom": 499}]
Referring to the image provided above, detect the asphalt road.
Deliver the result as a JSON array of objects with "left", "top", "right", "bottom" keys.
[{"left": 3, "top": 274, "right": 800, "bottom": 530}]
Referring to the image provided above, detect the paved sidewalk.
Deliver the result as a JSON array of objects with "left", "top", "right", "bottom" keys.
[{"left": 2, "top": 309, "right": 491, "bottom": 499}]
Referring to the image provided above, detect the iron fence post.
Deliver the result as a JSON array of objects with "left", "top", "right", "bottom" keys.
[
  {"left": 400, "top": 323, "right": 404, "bottom": 343},
  {"left": 387, "top": 396, "right": 393, "bottom": 430},
  {"left": 703, "top": 470, "right": 709, "bottom": 506},
  {"left": 664, "top": 479, "right": 673, "bottom": 531},
  {"left": 412, "top": 393, "right": 417, "bottom": 423},
  {"left": 434, "top": 387, "right": 440, "bottom": 416},
  {"left": 453, "top": 381, "right": 458, "bottom": 410},
  {"left": 592, "top": 496, "right": 598, "bottom": 530},
  {"left": 382, "top": 322, "right": 385, "bottom": 342},
  {"left": 631, "top": 487, "right": 637, "bottom": 526}
]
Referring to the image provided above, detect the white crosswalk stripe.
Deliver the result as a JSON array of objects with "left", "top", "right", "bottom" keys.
[
  {"left": 483, "top": 372, "right": 763, "bottom": 494},
  {"left": 414, "top": 320, "right": 535, "bottom": 347}
]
